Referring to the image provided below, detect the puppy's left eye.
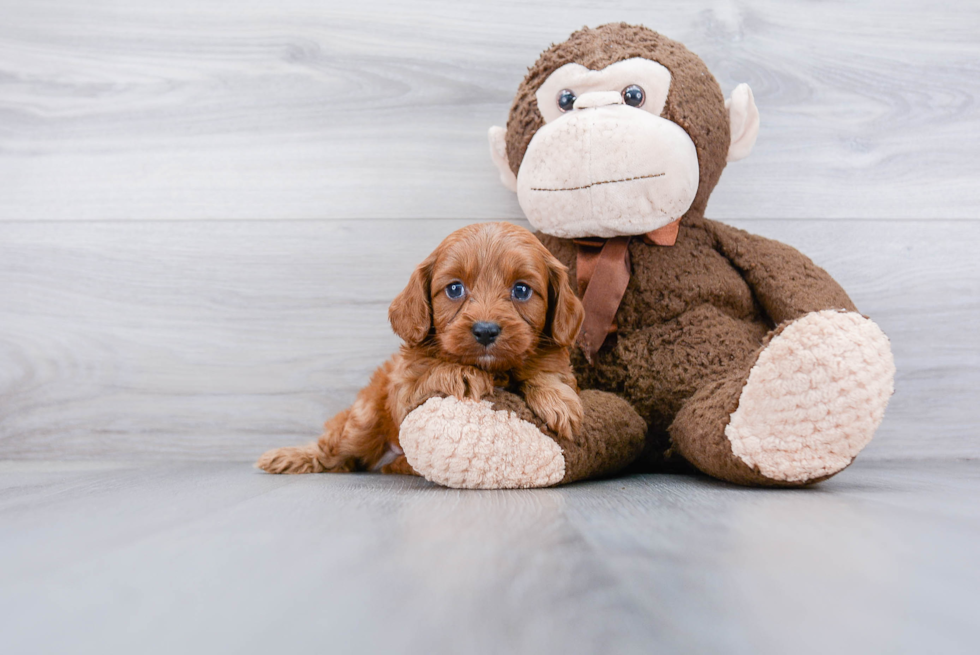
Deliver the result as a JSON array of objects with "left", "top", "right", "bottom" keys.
[
  {"left": 446, "top": 282, "right": 466, "bottom": 300},
  {"left": 511, "top": 283, "right": 532, "bottom": 301}
]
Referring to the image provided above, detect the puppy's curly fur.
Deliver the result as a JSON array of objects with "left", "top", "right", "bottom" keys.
[{"left": 256, "top": 222, "right": 585, "bottom": 475}]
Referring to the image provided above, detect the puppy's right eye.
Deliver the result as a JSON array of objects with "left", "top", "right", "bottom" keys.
[
  {"left": 445, "top": 282, "right": 466, "bottom": 300},
  {"left": 511, "top": 283, "right": 532, "bottom": 302}
]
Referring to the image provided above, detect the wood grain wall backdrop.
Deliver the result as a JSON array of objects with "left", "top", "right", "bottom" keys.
[
  {"left": 1, "top": 0, "right": 979, "bottom": 220},
  {"left": 1, "top": 1, "right": 978, "bottom": 462},
  {"left": 0, "top": 219, "right": 977, "bottom": 461}
]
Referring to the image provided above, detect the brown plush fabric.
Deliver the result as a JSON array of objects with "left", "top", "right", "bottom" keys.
[
  {"left": 707, "top": 219, "right": 857, "bottom": 323},
  {"left": 488, "top": 388, "right": 646, "bottom": 484},
  {"left": 506, "top": 23, "right": 730, "bottom": 222}
]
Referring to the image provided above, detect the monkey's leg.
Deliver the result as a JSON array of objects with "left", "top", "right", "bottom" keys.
[
  {"left": 669, "top": 310, "right": 894, "bottom": 487},
  {"left": 399, "top": 388, "right": 645, "bottom": 489}
]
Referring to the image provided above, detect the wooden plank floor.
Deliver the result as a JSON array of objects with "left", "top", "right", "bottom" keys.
[{"left": 1, "top": 459, "right": 978, "bottom": 655}]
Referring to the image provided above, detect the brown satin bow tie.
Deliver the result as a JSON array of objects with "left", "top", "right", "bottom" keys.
[{"left": 574, "top": 220, "right": 681, "bottom": 362}]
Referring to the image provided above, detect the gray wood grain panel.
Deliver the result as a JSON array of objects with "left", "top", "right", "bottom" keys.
[
  {"left": 0, "top": 218, "right": 976, "bottom": 461},
  {"left": 0, "top": 459, "right": 978, "bottom": 655},
  {"left": 2, "top": 1, "right": 978, "bottom": 220}
]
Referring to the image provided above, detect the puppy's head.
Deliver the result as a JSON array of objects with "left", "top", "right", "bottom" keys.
[{"left": 389, "top": 222, "right": 583, "bottom": 371}]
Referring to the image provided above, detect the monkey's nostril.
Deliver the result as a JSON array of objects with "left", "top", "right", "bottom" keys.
[{"left": 472, "top": 321, "right": 501, "bottom": 346}]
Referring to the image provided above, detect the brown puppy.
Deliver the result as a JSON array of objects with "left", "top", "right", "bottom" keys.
[{"left": 256, "top": 222, "right": 585, "bottom": 475}]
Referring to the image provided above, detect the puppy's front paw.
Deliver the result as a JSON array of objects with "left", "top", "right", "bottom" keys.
[
  {"left": 524, "top": 383, "right": 583, "bottom": 440},
  {"left": 432, "top": 366, "right": 494, "bottom": 401},
  {"left": 461, "top": 367, "right": 495, "bottom": 400}
]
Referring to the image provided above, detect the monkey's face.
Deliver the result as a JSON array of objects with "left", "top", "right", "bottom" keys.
[
  {"left": 517, "top": 58, "right": 699, "bottom": 238},
  {"left": 489, "top": 25, "right": 760, "bottom": 240}
]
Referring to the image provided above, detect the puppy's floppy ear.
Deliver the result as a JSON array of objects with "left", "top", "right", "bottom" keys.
[
  {"left": 545, "top": 253, "right": 584, "bottom": 347},
  {"left": 389, "top": 253, "right": 436, "bottom": 346}
]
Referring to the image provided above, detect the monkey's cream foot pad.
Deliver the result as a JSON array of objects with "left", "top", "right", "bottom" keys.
[
  {"left": 726, "top": 310, "right": 896, "bottom": 483},
  {"left": 400, "top": 396, "right": 565, "bottom": 489}
]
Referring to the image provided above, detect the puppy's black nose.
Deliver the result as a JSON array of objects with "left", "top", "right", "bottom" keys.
[{"left": 472, "top": 321, "right": 501, "bottom": 346}]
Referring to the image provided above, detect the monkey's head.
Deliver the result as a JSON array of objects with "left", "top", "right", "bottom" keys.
[{"left": 489, "top": 23, "right": 759, "bottom": 239}]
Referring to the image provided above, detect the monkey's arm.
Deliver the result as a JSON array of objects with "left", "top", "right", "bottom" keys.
[
  {"left": 398, "top": 388, "right": 646, "bottom": 488},
  {"left": 703, "top": 218, "right": 857, "bottom": 325}
]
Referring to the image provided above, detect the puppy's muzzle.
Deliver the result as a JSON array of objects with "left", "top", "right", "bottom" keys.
[{"left": 472, "top": 321, "right": 501, "bottom": 346}]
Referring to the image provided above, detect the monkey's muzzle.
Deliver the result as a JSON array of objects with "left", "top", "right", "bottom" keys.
[{"left": 516, "top": 105, "right": 700, "bottom": 239}]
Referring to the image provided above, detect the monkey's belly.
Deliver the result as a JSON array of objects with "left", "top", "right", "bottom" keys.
[{"left": 575, "top": 303, "right": 769, "bottom": 439}]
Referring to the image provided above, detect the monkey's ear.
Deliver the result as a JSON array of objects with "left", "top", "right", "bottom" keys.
[
  {"left": 389, "top": 255, "right": 435, "bottom": 346},
  {"left": 545, "top": 255, "right": 585, "bottom": 347},
  {"left": 725, "top": 83, "right": 760, "bottom": 162},
  {"left": 488, "top": 126, "right": 518, "bottom": 192}
]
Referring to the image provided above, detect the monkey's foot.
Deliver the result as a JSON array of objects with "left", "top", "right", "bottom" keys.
[
  {"left": 399, "top": 396, "right": 566, "bottom": 489},
  {"left": 725, "top": 310, "right": 895, "bottom": 483}
]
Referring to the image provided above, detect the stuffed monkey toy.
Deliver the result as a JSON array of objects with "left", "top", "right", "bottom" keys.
[{"left": 399, "top": 23, "right": 895, "bottom": 488}]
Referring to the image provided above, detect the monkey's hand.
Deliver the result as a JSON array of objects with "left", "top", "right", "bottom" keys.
[{"left": 523, "top": 375, "right": 583, "bottom": 441}]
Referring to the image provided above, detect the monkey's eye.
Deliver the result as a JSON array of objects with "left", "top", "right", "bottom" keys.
[
  {"left": 511, "top": 283, "right": 532, "bottom": 302},
  {"left": 445, "top": 282, "right": 466, "bottom": 300},
  {"left": 556, "top": 89, "right": 577, "bottom": 112},
  {"left": 622, "top": 85, "right": 645, "bottom": 108}
]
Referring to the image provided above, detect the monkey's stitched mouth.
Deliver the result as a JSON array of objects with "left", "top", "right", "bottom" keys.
[{"left": 530, "top": 172, "right": 665, "bottom": 192}]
